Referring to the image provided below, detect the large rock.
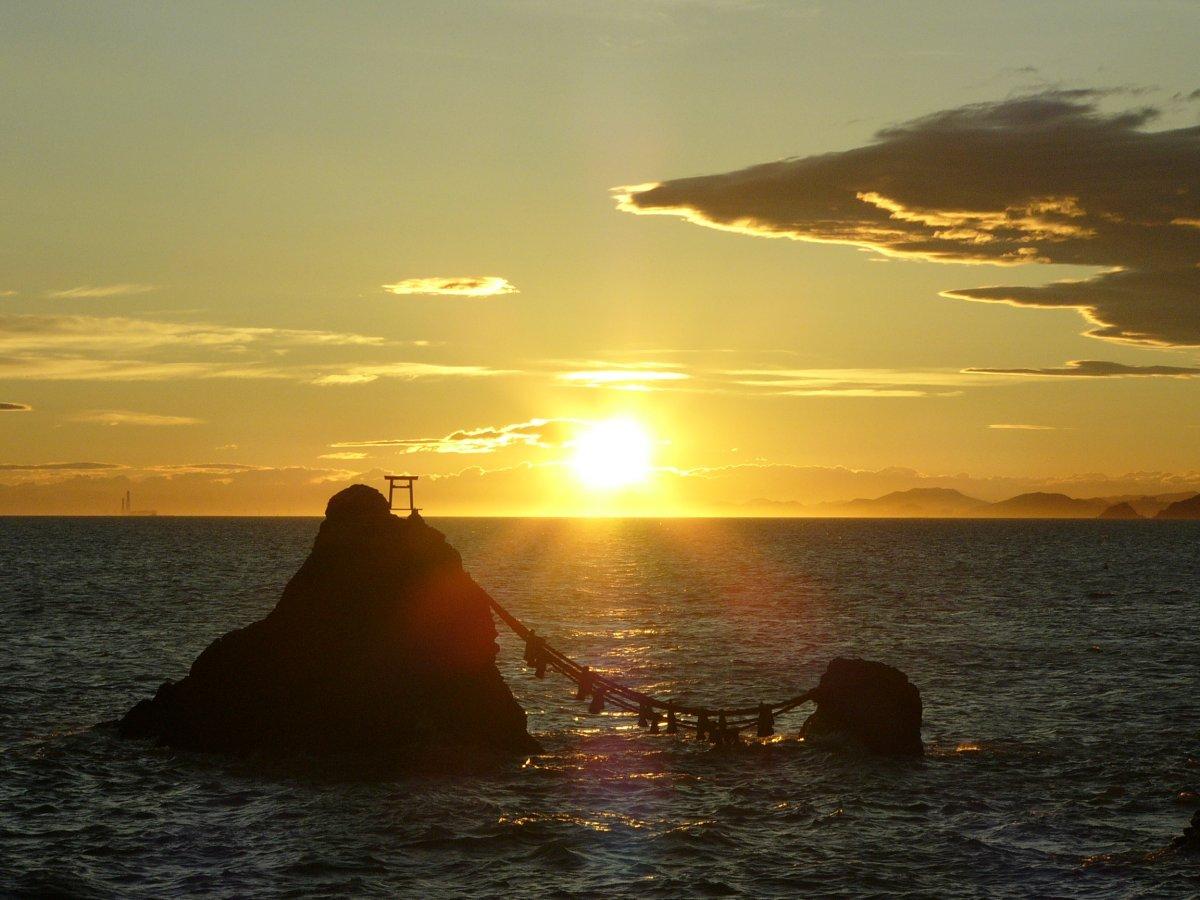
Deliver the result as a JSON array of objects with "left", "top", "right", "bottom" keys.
[
  {"left": 799, "top": 658, "right": 923, "bottom": 755},
  {"left": 118, "top": 485, "right": 540, "bottom": 759}
]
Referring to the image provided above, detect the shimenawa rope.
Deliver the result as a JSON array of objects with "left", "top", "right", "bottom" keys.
[{"left": 489, "top": 598, "right": 815, "bottom": 741}]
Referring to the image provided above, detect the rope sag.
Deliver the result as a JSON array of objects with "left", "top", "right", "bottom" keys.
[{"left": 489, "top": 597, "right": 815, "bottom": 740}]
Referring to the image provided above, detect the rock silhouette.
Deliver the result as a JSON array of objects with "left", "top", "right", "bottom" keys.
[
  {"left": 1155, "top": 493, "right": 1200, "bottom": 519},
  {"left": 118, "top": 485, "right": 540, "bottom": 759},
  {"left": 1098, "top": 501, "right": 1142, "bottom": 519},
  {"left": 800, "top": 658, "right": 923, "bottom": 755}
]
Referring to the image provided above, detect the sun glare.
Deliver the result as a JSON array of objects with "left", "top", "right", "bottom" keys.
[{"left": 570, "top": 419, "right": 654, "bottom": 489}]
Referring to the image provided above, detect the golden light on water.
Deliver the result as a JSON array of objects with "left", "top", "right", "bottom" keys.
[{"left": 570, "top": 418, "right": 654, "bottom": 490}]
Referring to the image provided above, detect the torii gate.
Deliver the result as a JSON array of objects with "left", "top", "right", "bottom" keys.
[{"left": 384, "top": 474, "right": 420, "bottom": 515}]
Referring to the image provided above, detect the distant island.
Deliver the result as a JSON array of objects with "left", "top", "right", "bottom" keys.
[
  {"left": 1098, "top": 501, "right": 1142, "bottom": 520},
  {"left": 739, "top": 488, "right": 1200, "bottom": 519}
]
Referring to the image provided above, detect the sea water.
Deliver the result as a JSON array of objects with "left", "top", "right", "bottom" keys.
[{"left": 1, "top": 517, "right": 1198, "bottom": 897}]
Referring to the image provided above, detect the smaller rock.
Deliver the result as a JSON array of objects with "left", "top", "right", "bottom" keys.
[{"left": 800, "top": 657, "right": 923, "bottom": 755}]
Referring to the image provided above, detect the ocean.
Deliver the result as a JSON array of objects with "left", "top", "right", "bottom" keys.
[{"left": 1, "top": 516, "right": 1198, "bottom": 897}]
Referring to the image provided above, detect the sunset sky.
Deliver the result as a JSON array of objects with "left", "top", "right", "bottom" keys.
[{"left": 3, "top": 1, "right": 1199, "bottom": 515}]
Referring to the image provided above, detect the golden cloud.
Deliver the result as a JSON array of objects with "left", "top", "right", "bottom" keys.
[
  {"left": 69, "top": 409, "right": 204, "bottom": 426},
  {"left": 382, "top": 276, "right": 517, "bottom": 297},
  {"left": 332, "top": 418, "right": 580, "bottom": 454},
  {"left": 310, "top": 362, "right": 510, "bottom": 385},
  {"left": 557, "top": 369, "right": 690, "bottom": 388}
]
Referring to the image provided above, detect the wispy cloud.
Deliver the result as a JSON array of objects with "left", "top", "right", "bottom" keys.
[
  {"left": 69, "top": 410, "right": 204, "bottom": 427},
  {"left": 617, "top": 90, "right": 1200, "bottom": 347},
  {"left": 558, "top": 369, "right": 690, "bottom": 388},
  {"left": 332, "top": 418, "right": 579, "bottom": 454},
  {"left": 966, "top": 360, "right": 1200, "bottom": 378},
  {"left": 318, "top": 451, "right": 368, "bottom": 460},
  {"left": 0, "top": 354, "right": 503, "bottom": 385},
  {"left": 774, "top": 387, "right": 933, "bottom": 398},
  {"left": 0, "top": 313, "right": 384, "bottom": 355},
  {"left": 550, "top": 362, "right": 1007, "bottom": 397},
  {"left": 722, "top": 367, "right": 986, "bottom": 397},
  {"left": 47, "top": 284, "right": 158, "bottom": 299},
  {"left": 382, "top": 276, "right": 518, "bottom": 297},
  {"left": 988, "top": 423, "right": 1056, "bottom": 430},
  {"left": 151, "top": 463, "right": 265, "bottom": 473},
  {"left": 0, "top": 313, "right": 476, "bottom": 384},
  {"left": 0, "top": 357, "right": 221, "bottom": 381},
  {"left": 311, "top": 362, "right": 511, "bottom": 385},
  {"left": 0, "top": 402, "right": 31, "bottom": 412},
  {"left": 0, "top": 461, "right": 121, "bottom": 471}
]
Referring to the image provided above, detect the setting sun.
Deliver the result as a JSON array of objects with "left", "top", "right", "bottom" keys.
[{"left": 569, "top": 419, "right": 654, "bottom": 490}]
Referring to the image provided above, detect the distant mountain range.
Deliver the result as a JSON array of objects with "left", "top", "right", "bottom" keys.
[
  {"left": 739, "top": 488, "right": 1200, "bottom": 518},
  {"left": 835, "top": 488, "right": 989, "bottom": 518}
]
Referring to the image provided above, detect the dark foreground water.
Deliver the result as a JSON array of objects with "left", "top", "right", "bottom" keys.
[{"left": 1, "top": 517, "right": 1198, "bottom": 898}]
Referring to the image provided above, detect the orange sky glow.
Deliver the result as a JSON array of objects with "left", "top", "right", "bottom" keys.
[{"left": 3, "top": 3, "right": 1199, "bottom": 515}]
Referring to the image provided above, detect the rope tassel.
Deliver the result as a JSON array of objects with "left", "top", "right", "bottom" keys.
[
  {"left": 525, "top": 633, "right": 548, "bottom": 678},
  {"left": 575, "top": 666, "right": 592, "bottom": 701},
  {"left": 757, "top": 703, "right": 775, "bottom": 738},
  {"left": 638, "top": 702, "right": 651, "bottom": 728},
  {"left": 523, "top": 632, "right": 539, "bottom": 667}
]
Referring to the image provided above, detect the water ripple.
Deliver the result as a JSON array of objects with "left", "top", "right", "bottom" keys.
[{"left": 1, "top": 517, "right": 1198, "bottom": 896}]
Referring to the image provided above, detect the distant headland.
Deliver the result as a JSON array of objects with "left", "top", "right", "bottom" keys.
[{"left": 740, "top": 487, "right": 1200, "bottom": 519}]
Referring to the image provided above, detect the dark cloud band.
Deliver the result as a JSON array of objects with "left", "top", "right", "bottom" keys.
[
  {"left": 617, "top": 91, "right": 1200, "bottom": 347},
  {"left": 965, "top": 359, "right": 1200, "bottom": 377}
]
